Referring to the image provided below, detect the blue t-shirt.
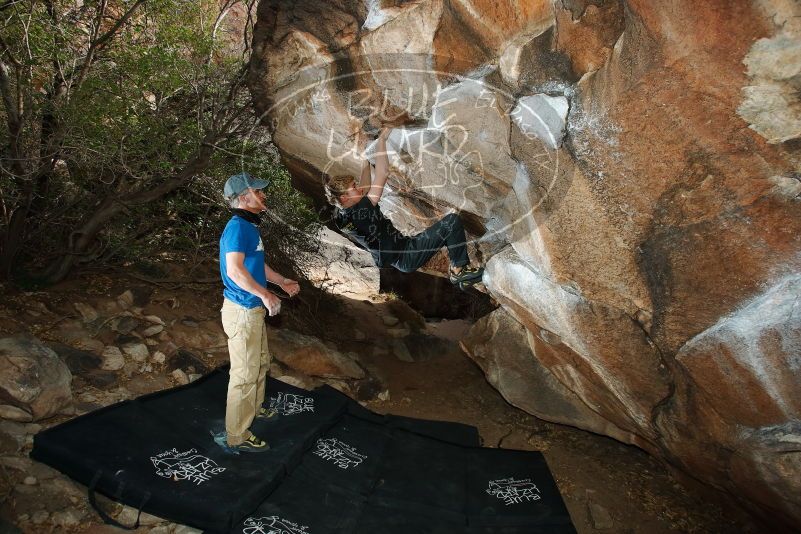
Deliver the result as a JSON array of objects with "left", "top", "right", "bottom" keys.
[{"left": 219, "top": 216, "right": 266, "bottom": 308}]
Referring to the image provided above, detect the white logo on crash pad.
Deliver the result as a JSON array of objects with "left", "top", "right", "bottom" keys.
[
  {"left": 243, "top": 515, "right": 309, "bottom": 534},
  {"left": 486, "top": 477, "right": 541, "bottom": 505},
  {"left": 150, "top": 448, "right": 225, "bottom": 485},
  {"left": 268, "top": 392, "right": 315, "bottom": 415},
  {"left": 313, "top": 438, "right": 366, "bottom": 470}
]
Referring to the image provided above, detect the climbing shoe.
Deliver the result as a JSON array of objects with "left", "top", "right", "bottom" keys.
[
  {"left": 256, "top": 406, "right": 277, "bottom": 419},
  {"left": 449, "top": 265, "right": 484, "bottom": 285},
  {"left": 230, "top": 434, "right": 270, "bottom": 453}
]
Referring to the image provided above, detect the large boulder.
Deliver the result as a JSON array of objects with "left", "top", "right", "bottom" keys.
[
  {"left": 249, "top": 0, "right": 801, "bottom": 527},
  {"left": 461, "top": 308, "right": 632, "bottom": 443},
  {"left": 0, "top": 337, "right": 73, "bottom": 422},
  {"left": 301, "top": 227, "right": 380, "bottom": 297},
  {"left": 267, "top": 328, "right": 365, "bottom": 380}
]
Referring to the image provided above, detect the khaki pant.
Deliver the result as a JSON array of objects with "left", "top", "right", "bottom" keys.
[{"left": 221, "top": 298, "right": 270, "bottom": 446}]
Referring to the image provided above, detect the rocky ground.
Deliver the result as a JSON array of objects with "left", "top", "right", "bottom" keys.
[{"left": 0, "top": 265, "right": 767, "bottom": 533}]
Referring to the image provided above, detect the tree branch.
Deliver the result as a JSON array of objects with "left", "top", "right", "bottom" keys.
[{"left": 74, "top": 0, "right": 145, "bottom": 87}]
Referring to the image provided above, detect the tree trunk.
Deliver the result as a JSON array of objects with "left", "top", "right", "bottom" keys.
[{"left": 43, "top": 142, "right": 217, "bottom": 283}]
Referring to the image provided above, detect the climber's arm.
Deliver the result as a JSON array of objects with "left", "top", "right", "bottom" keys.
[
  {"left": 357, "top": 159, "right": 372, "bottom": 189},
  {"left": 366, "top": 127, "right": 391, "bottom": 206}
]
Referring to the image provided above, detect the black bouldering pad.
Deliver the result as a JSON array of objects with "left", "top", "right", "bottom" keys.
[
  {"left": 32, "top": 369, "right": 349, "bottom": 532},
  {"left": 32, "top": 367, "right": 575, "bottom": 533},
  {"left": 234, "top": 410, "right": 575, "bottom": 534}
]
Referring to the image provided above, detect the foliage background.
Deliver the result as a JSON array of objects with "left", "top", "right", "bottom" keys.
[{"left": 0, "top": 0, "right": 320, "bottom": 284}]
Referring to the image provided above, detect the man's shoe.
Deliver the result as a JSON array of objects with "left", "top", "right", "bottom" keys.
[
  {"left": 256, "top": 406, "right": 277, "bottom": 419},
  {"left": 230, "top": 434, "right": 270, "bottom": 453},
  {"left": 449, "top": 265, "right": 484, "bottom": 285}
]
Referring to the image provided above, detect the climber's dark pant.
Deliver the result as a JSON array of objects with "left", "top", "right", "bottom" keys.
[{"left": 391, "top": 213, "right": 469, "bottom": 273}]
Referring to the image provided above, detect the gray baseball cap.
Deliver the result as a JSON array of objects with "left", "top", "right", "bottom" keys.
[{"left": 224, "top": 172, "right": 270, "bottom": 200}]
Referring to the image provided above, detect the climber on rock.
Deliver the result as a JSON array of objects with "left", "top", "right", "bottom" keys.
[{"left": 324, "top": 127, "right": 484, "bottom": 288}]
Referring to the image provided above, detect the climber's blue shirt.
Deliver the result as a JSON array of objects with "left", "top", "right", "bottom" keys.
[{"left": 219, "top": 215, "right": 266, "bottom": 309}]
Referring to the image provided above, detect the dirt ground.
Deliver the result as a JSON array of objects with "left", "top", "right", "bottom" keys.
[{"left": 0, "top": 267, "right": 769, "bottom": 533}]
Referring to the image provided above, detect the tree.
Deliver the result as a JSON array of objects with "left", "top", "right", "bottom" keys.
[{"left": 0, "top": 0, "right": 317, "bottom": 283}]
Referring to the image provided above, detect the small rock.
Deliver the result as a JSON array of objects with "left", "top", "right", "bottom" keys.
[
  {"left": 111, "top": 316, "right": 139, "bottom": 335},
  {"left": 52, "top": 508, "right": 84, "bottom": 528},
  {"left": 145, "top": 338, "right": 158, "bottom": 346},
  {"left": 171, "top": 369, "right": 189, "bottom": 385},
  {"left": 17, "top": 513, "right": 29, "bottom": 523},
  {"left": 381, "top": 314, "right": 400, "bottom": 326},
  {"left": 117, "top": 506, "right": 164, "bottom": 526},
  {"left": 151, "top": 351, "right": 166, "bottom": 364},
  {"left": 386, "top": 326, "right": 410, "bottom": 338},
  {"left": 117, "top": 290, "right": 135, "bottom": 310},
  {"left": 121, "top": 342, "right": 149, "bottom": 362},
  {"left": 84, "top": 369, "right": 119, "bottom": 388},
  {"left": 166, "top": 349, "right": 210, "bottom": 374},
  {"left": 100, "top": 346, "right": 125, "bottom": 371},
  {"left": 181, "top": 319, "right": 198, "bottom": 328},
  {"left": 188, "top": 373, "right": 201, "bottom": 383},
  {"left": 74, "top": 337, "right": 105, "bottom": 353},
  {"left": 0, "top": 405, "right": 32, "bottom": 422},
  {"left": 141, "top": 324, "right": 164, "bottom": 337},
  {"left": 377, "top": 390, "right": 390, "bottom": 401},
  {"left": 140, "top": 363, "right": 153, "bottom": 373},
  {"left": 73, "top": 302, "right": 99, "bottom": 322},
  {"left": 23, "top": 476, "right": 37, "bottom": 485},
  {"left": 48, "top": 342, "right": 102, "bottom": 374},
  {"left": 31, "top": 510, "right": 49, "bottom": 524},
  {"left": 143, "top": 315, "right": 165, "bottom": 325},
  {"left": 391, "top": 340, "right": 414, "bottom": 362}
]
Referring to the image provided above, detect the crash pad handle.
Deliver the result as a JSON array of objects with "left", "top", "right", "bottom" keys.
[{"left": 88, "top": 471, "right": 151, "bottom": 530}]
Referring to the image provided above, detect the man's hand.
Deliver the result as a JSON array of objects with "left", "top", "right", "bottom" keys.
[
  {"left": 261, "top": 291, "right": 281, "bottom": 316},
  {"left": 280, "top": 278, "right": 300, "bottom": 297}
]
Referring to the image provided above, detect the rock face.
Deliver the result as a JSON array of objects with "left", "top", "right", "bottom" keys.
[
  {"left": 249, "top": 0, "right": 801, "bottom": 527},
  {"left": 267, "top": 328, "right": 365, "bottom": 380},
  {"left": 0, "top": 337, "right": 73, "bottom": 422},
  {"left": 301, "top": 227, "right": 380, "bottom": 297}
]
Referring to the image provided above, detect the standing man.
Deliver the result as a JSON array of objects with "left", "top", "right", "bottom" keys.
[{"left": 219, "top": 172, "right": 300, "bottom": 453}]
